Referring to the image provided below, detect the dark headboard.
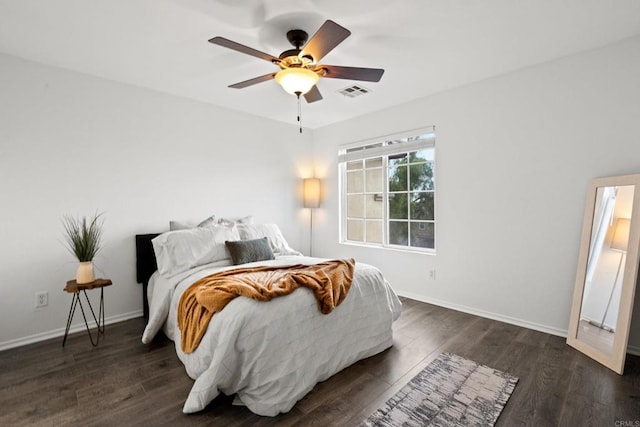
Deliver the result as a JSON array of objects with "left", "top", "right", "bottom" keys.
[{"left": 135, "top": 233, "right": 161, "bottom": 318}]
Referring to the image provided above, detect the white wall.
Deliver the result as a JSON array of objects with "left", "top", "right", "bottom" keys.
[
  {"left": 0, "top": 54, "right": 313, "bottom": 349},
  {"left": 3, "top": 34, "right": 640, "bottom": 352},
  {"left": 312, "top": 35, "right": 640, "bottom": 347}
]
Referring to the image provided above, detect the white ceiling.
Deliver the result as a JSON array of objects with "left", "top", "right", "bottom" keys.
[{"left": 1, "top": 0, "right": 639, "bottom": 129}]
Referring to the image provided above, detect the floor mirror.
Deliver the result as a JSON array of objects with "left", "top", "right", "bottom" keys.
[{"left": 567, "top": 174, "right": 640, "bottom": 374}]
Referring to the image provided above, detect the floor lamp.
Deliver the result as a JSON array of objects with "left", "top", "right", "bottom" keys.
[
  {"left": 303, "top": 178, "right": 321, "bottom": 256},
  {"left": 600, "top": 217, "right": 630, "bottom": 332}
]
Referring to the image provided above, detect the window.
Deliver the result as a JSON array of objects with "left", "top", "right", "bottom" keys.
[{"left": 339, "top": 127, "right": 435, "bottom": 252}]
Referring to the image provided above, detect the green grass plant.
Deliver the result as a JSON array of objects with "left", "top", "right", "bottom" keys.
[{"left": 62, "top": 212, "right": 104, "bottom": 262}]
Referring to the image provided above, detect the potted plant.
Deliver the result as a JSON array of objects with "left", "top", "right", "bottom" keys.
[{"left": 62, "top": 212, "right": 104, "bottom": 284}]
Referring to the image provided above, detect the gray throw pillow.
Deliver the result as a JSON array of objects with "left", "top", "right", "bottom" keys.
[{"left": 225, "top": 237, "right": 275, "bottom": 265}]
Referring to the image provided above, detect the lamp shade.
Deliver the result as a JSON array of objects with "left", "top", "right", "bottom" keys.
[
  {"left": 611, "top": 217, "right": 631, "bottom": 252},
  {"left": 303, "top": 178, "right": 321, "bottom": 208},
  {"left": 275, "top": 68, "right": 319, "bottom": 95}
]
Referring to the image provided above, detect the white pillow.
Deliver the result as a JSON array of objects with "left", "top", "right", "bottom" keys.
[
  {"left": 152, "top": 225, "right": 239, "bottom": 277},
  {"left": 169, "top": 220, "right": 196, "bottom": 231},
  {"left": 198, "top": 215, "right": 217, "bottom": 228},
  {"left": 236, "top": 223, "right": 302, "bottom": 256},
  {"left": 169, "top": 215, "right": 216, "bottom": 231},
  {"left": 217, "top": 215, "right": 254, "bottom": 227}
]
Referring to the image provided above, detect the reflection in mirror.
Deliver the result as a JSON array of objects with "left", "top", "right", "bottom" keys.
[
  {"left": 567, "top": 174, "right": 640, "bottom": 375},
  {"left": 576, "top": 185, "right": 633, "bottom": 356}
]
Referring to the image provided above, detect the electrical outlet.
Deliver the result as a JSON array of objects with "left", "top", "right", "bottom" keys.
[
  {"left": 35, "top": 291, "right": 48, "bottom": 308},
  {"left": 429, "top": 269, "right": 436, "bottom": 280}
]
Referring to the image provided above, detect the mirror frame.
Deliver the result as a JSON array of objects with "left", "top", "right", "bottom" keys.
[{"left": 567, "top": 174, "right": 640, "bottom": 374}]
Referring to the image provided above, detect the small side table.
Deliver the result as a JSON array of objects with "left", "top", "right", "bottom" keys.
[{"left": 63, "top": 278, "right": 112, "bottom": 347}]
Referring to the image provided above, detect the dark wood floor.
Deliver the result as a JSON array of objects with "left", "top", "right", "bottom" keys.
[{"left": 1, "top": 297, "right": 639, "bottom": 426}]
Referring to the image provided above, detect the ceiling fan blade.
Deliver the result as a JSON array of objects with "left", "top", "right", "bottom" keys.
[
  {"left": 209, "top": 36, "right": 280, "bottom": 64},
  {"left": 228, "top": 73, "right": 276, "bottom": 89},
  {"left": 304, "top": 85, "right": 323, "bottom": 103},
  {"left": 300, "top": 20, "right": 351, "bottom": 63},
  {"left": 318, "top": 65, "right": 385, "bottom": 82}
]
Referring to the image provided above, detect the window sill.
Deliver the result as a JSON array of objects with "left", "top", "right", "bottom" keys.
[{"left": 340, "top": 240, "right": 436, "bottom": 256}]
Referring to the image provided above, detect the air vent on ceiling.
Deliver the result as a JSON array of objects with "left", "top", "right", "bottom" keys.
[{"left": 338, "top": 85, "right": 371, "bottom": 98}]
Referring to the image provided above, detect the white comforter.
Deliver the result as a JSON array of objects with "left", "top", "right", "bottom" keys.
[{"left": 141, "top": 256, "right": 402, "bottom": 416}]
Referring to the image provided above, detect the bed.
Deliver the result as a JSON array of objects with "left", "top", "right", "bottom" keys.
[{"left": 136, "top": 221, "right": 402, "bottom": 416}]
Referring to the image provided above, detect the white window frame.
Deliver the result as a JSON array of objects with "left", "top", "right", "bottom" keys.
[{"left": 338, "top": 126, "right": 436, "bottom": 253}]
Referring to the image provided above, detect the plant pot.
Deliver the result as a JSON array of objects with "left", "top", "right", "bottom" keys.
[{"left": 76, "top": 261, "right": 95, "bottom": 284}]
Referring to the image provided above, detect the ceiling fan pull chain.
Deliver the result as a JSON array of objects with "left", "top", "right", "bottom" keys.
[{"left": 296, "top": 92, "right": 302, "bottom": 133}]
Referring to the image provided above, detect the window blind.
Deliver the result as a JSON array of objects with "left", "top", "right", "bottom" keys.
[{"left": 338, "top": 127, "right": 435, "bottom": 163}]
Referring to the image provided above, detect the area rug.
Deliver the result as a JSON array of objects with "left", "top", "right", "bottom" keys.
[{"left": 361, "top": 352, "right": 518, "bottom": 427}]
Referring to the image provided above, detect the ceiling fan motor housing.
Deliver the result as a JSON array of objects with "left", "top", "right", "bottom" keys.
[
  {"left": 278, "top": 29, "right": 315, "bottom": 68},
  {"left": 279, "top": 48, "right": 302, "bottom": 60}
]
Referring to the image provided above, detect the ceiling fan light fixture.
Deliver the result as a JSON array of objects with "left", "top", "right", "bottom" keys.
[{"left": 275, "top": 67, "right": 319, "bottom": 96}]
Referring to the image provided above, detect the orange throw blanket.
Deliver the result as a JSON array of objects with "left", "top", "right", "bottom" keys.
[{"left": 178, "top": 259, "right": 355, "bottom": 354}]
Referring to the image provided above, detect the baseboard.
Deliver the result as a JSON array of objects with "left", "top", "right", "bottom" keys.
[
  {"left": 4, "top": 296, "right": 640, "bottom": 357},
  {"left": 0, "top": 309, "right": 144, "bottom": 352},
  {"left": 397, "top": 290, "right": 567, "bottom": 336},
  {"left": 396, "top": 291, "right": 640, "bottom": 356},
  {"left": 627, "top": 344, "right": 640, "bottom": 356}
]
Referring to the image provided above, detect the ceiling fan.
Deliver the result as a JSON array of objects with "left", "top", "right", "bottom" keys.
[{"left": 208, "top": 20, "right": 385, "bottom": 103}]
